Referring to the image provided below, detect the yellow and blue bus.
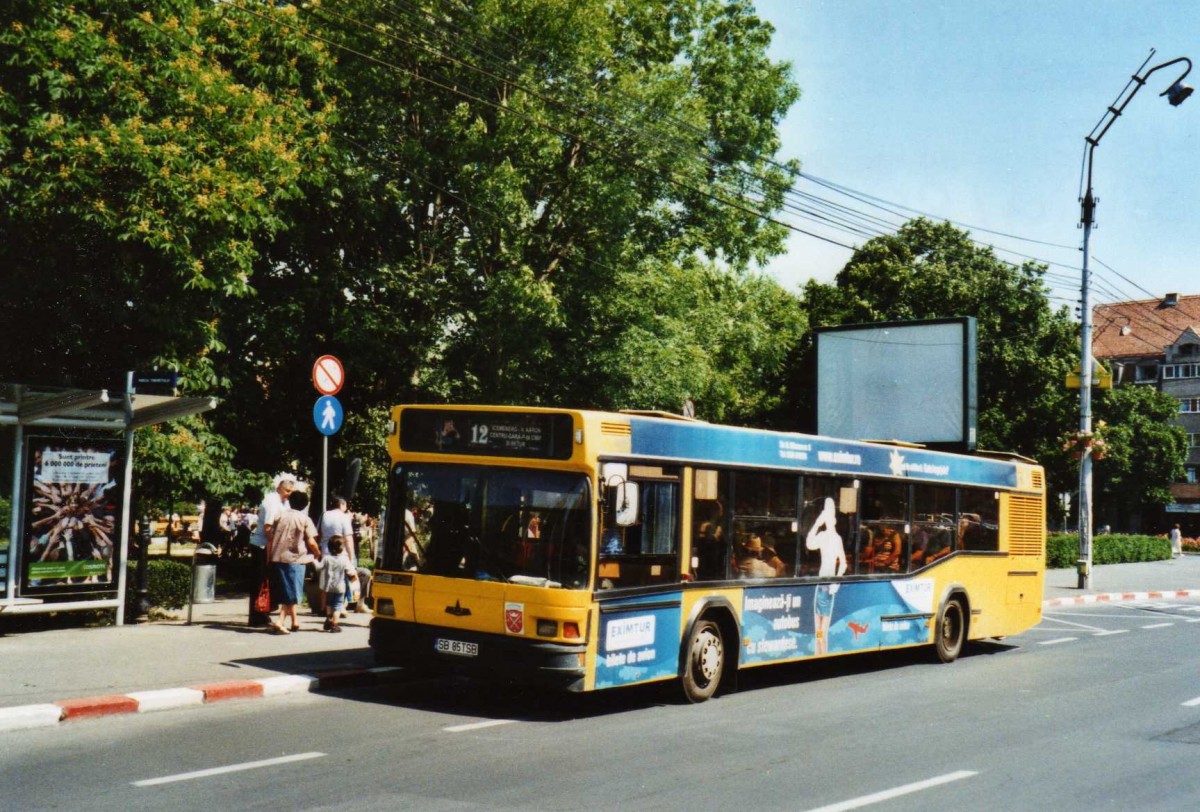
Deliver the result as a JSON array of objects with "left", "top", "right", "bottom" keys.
[{"left": 369, "top": 405, "right": 1045, "bottom": 702}]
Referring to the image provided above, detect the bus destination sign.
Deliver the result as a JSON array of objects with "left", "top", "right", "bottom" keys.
[{"left": 400, "top": 409, "right": 575, "bottom": 460}]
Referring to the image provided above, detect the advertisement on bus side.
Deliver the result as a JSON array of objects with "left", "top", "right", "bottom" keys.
[
  {"left": 740, "top": 578, "right": 934, "bottom": 664},
  {"left": 595, "top": 598, "right": 682, "bottom": 689}
]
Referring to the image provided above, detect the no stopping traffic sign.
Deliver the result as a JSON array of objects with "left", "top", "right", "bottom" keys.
[{"left": 312, "top": 355, "right": 344, "bottom": 396}]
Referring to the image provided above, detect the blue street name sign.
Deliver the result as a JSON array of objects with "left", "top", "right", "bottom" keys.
[{"left": 314, "top": 395, "right": 344, "bottom": 436}]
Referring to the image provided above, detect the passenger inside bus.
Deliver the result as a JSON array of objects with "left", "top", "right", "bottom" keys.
[
  {"left": 692, "top": 502, "right": 727, "bottom": 580},
  {"left": 925, "top": 531, "right": 956, "bottom": 563},
  {"left": 910, "top": 525, "right": 955, "bottom": 568},
  {"left": 736, "top": 534, "right": 785, "bottom": 578},
  {"left": 861, "top": 524, "right": 904, "bottom": 572}
]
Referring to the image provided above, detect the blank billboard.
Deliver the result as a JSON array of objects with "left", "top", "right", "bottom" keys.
[{"left": 816, "top": 318, "right": 977, "bottom": 450}]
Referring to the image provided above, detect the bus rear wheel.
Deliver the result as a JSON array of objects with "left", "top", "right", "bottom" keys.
[
  {"left": 935, "top": 597, "right": 967, "bottom": 663},
  {"left": 682, "top": 619, "right": 724, "bottom": 703}
]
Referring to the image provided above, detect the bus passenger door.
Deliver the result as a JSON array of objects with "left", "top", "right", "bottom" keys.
[{"left": 597, "top": 465, "right": 681, "bottom": 590}]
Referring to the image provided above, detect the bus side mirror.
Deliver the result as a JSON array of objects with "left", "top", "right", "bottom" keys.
[{"left": 615, "top": 482, "right": 639, "bottom": 526}]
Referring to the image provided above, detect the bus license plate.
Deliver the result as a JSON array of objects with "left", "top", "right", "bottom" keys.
[{"left": 435, "top": 638, "right": 478, "bottom": 657}]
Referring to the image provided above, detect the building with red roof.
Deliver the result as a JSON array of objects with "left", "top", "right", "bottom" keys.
[{"left": 1092, "top": 293, "right": 1200, "bottom": 529}]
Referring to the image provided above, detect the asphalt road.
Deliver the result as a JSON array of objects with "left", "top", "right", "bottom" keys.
[{"left": 6, "top": 596, "right": 1200, "bottom": 811}]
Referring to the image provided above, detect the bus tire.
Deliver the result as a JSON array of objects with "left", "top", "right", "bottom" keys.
[
  {"left": 935, "top": 597, "right": 967, "bottom": 663},
  {"left": 682, "top": 619, "right": 724, "bottom": 703}
]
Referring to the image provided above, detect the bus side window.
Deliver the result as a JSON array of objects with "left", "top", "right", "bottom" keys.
[
  {"left": 800, "top": 477, "right": 855, "bottom": 578},
  {"left": 729, "top": 471, "right": 797, "bottom": 578},
  {"left": 859, "top": 480, "right": 908, "bottom": 574},
  {"left": 692, "top": 470, "right": 729, "bottom": 581},
  {"left": 959, "top": 489, "right": 999, "bottom": 551},
  {"left": 910, "top": 485, "right": 957, "bottom": 570}
]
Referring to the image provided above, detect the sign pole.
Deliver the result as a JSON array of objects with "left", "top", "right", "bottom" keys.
[{"left": 311, "top": 355, "right": 345, "bottom": 518}]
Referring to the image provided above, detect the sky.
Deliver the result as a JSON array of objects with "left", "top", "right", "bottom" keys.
[{"left": 751, "top": 0, "right": 1200, "bottom": 312}]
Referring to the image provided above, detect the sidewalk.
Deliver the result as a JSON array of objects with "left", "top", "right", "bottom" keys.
[
  {"left": 3, "top": 557, "right": 1200, "bottom": 732},
  {"left": 0, "top": 594, "right": 392, "bottom": 731},
  {"left": 1042, "top": 554, "right": 1200, "bottom": 604}
]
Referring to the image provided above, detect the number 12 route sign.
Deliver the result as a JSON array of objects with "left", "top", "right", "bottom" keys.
[{"left": 312, "top": 355, "right": 344, "bottom": 396}]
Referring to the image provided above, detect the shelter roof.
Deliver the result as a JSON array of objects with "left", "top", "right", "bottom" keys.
[{"left": 0, "top": 383, "right": 216, "bottom": 430}]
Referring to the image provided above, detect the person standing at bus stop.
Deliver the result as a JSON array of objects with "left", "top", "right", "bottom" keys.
[
  {"left": 248, "top": 475, "right": 295, "bottom": 625},
  {"left": 267, "top": 489, "right": 320, "bottom": 634},
  {"left": 317, "top": 495, "right": 356, "bottom": 614}
]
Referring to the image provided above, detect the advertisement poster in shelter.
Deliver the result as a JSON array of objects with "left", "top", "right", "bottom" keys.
[{"left": 21, "top": 437, "right": 124, "bottom": 595}]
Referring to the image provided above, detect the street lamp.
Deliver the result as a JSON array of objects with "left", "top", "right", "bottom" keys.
[{"left": 1076, "top": 50, "right": 1192, "bottom": 589}]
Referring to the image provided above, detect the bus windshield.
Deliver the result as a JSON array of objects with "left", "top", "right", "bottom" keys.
[{"left": 384, "top": 464, "right": 592, "bottom": 589}]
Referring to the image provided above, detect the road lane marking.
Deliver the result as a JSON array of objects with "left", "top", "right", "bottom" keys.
[
  {"left": 1092, "top": 630, "right": 1129, "bottom": 637},
  {"left": 1183, "top": 696, "right": 1200, "bottom": 707},
  {"left": 1141, "top": 622, "right": 1174, "bottom": 629},
  {"left": 133, "top": 752, "right": 325, "bottom": 787},
  {"left": 1039, "top": 617, "right": 1109, "bottom": 632},
  {"left": 443, "top": 719, "right": 517, "bottom": 733},
  {"left": 1048, "top": 611, "right": 1176, "bottom": 619},
  {"left": 800, "top": 770, "right": 977, "bottom": 812},
  {"left": 1038, "top": 637, "right": 1078, "bottom": 646}
]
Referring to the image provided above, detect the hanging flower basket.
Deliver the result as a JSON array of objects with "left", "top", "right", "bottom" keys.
[{"left": 1061, "top": 423, "right": 1109, "bottom": 461}]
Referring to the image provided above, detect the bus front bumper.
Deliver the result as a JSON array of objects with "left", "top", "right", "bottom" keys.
[{"left": 369, "top": 617, "right": 588, "bottom": 691}]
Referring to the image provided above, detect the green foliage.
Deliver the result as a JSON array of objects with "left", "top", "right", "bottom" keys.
[
  {"left": 559, "top": 260, "right": 807, "bottom": 424},
  {"left": 1046, "top": 533, "right": 1172, "bottom": 568},
  {"left": 133, "top": 415, "right": 267, "bottom": 515},
  {"left": 1045, "top": 534, "right": 1076, "bottom": 569},
  {"left": 0, "top": 0, "right": 338, "bottom": 388},
  {"left": 140, "top": 558, "right": 192, "bottom": 610},
  {"left": 0, "top": 494, "right": 10, "bottom": 544},
  {"left": 1041, "top": 386, "right": 1187, "bottom": 529},
  {"left": 204, "top": 0, "right": 803, "bottom": 492},
  {"left": 1092, "top": 386, "right": 1188, "bottom": 522}
]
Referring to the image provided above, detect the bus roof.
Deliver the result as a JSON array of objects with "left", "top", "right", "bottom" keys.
[{"left": 391, "top": 405, "right": 1042, "bottom": 492}]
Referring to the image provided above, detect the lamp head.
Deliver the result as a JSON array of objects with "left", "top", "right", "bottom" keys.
[{"left": 1165, "top": 80, "right": 1194, "bottom": 106}]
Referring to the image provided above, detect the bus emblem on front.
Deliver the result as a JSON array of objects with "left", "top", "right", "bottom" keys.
[{"left": 505, "top": 603, "right": 525, "bottom": 635}]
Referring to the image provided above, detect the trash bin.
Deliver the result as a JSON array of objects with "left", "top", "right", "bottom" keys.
[{"left": 187, "top": 543, "right": 218, "bottom": 625}]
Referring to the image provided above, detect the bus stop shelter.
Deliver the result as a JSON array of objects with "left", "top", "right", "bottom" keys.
[{"left": 0, "top": 379, "right": 216, "bottom": 624}]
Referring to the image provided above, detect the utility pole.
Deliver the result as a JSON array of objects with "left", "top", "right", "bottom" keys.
[{"left": 1075, "top": 50, "right": 1192, "bottom": 589}]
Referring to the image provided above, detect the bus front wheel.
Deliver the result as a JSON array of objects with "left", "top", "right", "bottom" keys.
[
  {"left": 935, "top": 597, "right": 967, "bottom": 663},
  {"left": 682, "top": 619, "right": 724, "bottom": 703}
]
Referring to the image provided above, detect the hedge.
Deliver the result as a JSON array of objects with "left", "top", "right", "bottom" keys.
[
  {"left": 1046, "top": 533, "right": 1172, "bottom": 569},
  {"left": 127, "top": 559, "right": 193, "bottom": 610}
]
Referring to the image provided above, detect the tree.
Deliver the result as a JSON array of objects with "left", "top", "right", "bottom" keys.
[
  {"left": 562, "top": 258, "right": 807, "bottom": 423},
  {"left": 133, "top": 415, "right": 266, "bottom": 518},
  {"left": 0, "top": 1, "right": 338, "bottom": 390},
  {"left": 799, "top": 218, "right": 1081, "bottom": 493},
  {"left": 1088, "top": 385, "right": 1187, "bottom": 531},
  {"left": 3, "top": 1, "right": 804, "bottom": 507},
  {"left": 210, "top": 0, "right": 803, "bottom": 487}
]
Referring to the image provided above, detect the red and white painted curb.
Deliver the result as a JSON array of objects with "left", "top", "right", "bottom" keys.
[
  {"left": 1044, "top": 589, "right": 1200, "bottom": 607},
  {"left": 0, "top": 667, "right": 402, "bottom": 733}
]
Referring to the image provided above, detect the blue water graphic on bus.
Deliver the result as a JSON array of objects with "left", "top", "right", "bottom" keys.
[
  {"left": 628, "top": 419, "right": 1017, "bottom": 488},
  {"left": 595, "top": 596, "right": 682, "bottom": 689},
  {"left": 740, "top": 579, "right": 934, "bottom": 665}
]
